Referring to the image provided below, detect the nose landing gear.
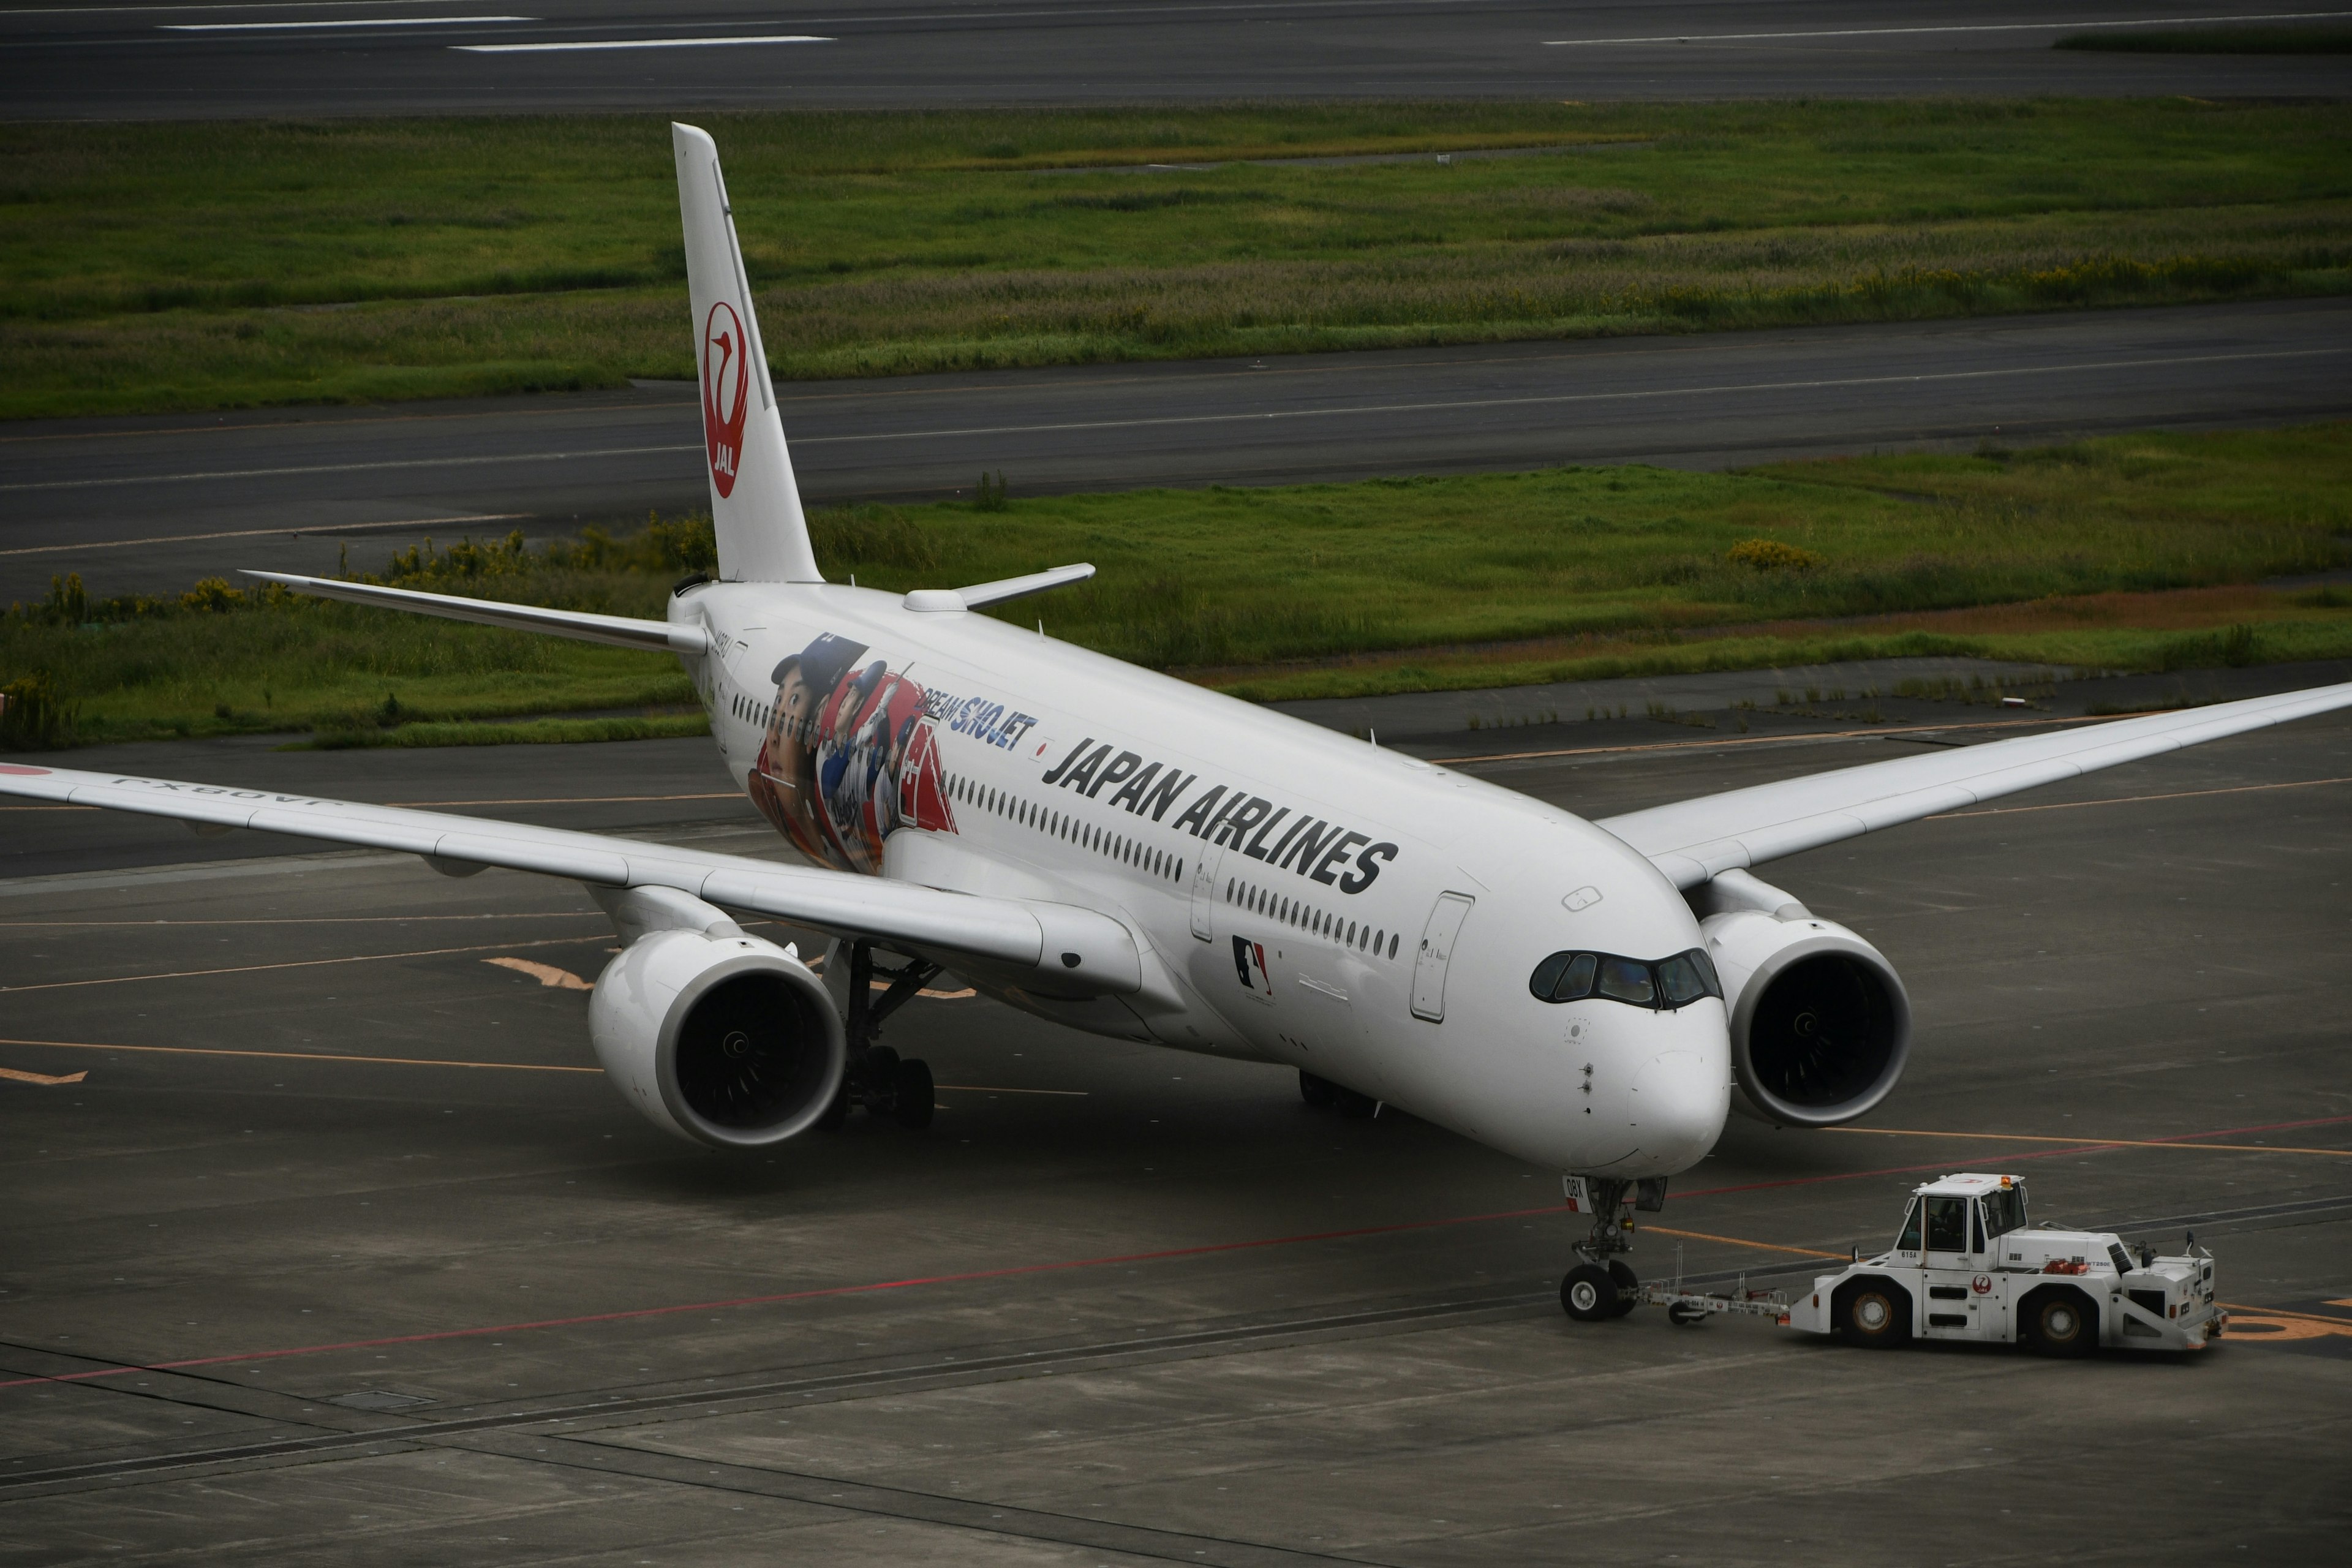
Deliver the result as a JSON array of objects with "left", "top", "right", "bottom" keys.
[{"left": 1558, "top": 1175, "right": 1665, "bottom": 1321}]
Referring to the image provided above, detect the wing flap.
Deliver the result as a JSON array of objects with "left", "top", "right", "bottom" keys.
[
  {"left": 0, "top": 763, "right": 1084, "bottom": 972},
  {"left": 1602, "top": 681, "right": 2352, "bottom": 888}
]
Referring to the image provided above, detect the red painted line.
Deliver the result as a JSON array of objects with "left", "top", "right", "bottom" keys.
[{"left": 9, "top": 1112, "right": 2346, "bottom": 1393}]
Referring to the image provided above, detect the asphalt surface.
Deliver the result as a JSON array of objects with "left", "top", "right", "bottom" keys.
[
  {"left": 6, "top": 0, "right": 2351, "bottom": 120},
  {"left": 4, "top": 658, "right": 2348, "bottom": 1564},
  {"left": 7, "top": 298, "right": 2350, "bottom": 603}
]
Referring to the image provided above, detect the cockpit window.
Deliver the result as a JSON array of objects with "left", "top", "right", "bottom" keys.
[
  {"left": 1526, "top": 948, "right": 1722, "bottom": 1011},
  {"left": 1596, "top": 957, "right": 1655, "bottom": 1005}
]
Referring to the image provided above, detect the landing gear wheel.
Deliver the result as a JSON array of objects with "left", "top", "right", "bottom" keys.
[
  {"left": 1606, "top": 1259, "right": 1640, "bottom": 1318},
  {"left": 1332, "top": 1087, "right": 1379, "bottom": 1120},
  {"left": 862, "top": 1046, "right": 901, "bottom": 1106},
  {"left": 892, "top": 1058, "right": 935, "bottom": 1130},
  {"left": 1298, "top": 1071, "right": 1336, "bottom": 1108},
  {"left": 1561, "top": 1263, "right": 1620, "bottom": 1323},
  {"left": 1667, "top": 1302, "right": 1708, "bottom": 1327},
  {"left": 2028, "top": 1294, "right": 2095, "bottom": 1358},
  {"left": 1842, "top": 1286, "right": 1909, "bottom": 1349}
]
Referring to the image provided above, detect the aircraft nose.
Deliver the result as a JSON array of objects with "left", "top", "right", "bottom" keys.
[{"left": 1630, "top": 1026, "right": 1730, "bottom": 1171}]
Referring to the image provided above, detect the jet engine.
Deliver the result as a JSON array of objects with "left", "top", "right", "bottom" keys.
[
  {"left": 587, "top": 892, "right": 845, "bottom": 1150},
  {"left": 1689, "top": 870, "right": 1910, "bottom": 1128}
]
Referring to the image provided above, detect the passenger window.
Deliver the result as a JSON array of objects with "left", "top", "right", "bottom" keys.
[
  {"left": 1896, "top": 1199, "right": 1921, "bottom": 1252},
  {"left": 1596, "top": 957, "right": 1654, "bottom": 1005},
  {"left": 1924, "top": 1197, "right": 1968, "bottom": 1253}
]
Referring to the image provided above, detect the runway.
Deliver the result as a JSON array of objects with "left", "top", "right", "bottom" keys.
[
  {"left": 6, "top": 298, "right": 2349, "bottom": 603},
  {"left": 6, "top": 0, "right": 2351, "bottom": 119},
  {"left": 4, "top": 658, "right": 2349, "bottom": 1562}
]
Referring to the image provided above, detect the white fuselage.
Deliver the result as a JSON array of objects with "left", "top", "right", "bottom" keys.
[{"left": 679, "top": 579, "right": 1731, "bottom": 1177}]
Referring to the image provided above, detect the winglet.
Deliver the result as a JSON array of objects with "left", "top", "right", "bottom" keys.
[
  {"left": 903, "top": 564, "right": 1096, "bottom": 613},
  {"left": 673, "top": 123, "right": 824, "bottom": 584}
]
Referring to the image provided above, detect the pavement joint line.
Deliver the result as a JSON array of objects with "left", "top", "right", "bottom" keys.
[
  {"left": 4, "top": 1195, "right": 2345, "bottom": 1493},
  {"left": 1826, "top": 1123, "right": 2352, "bottom": 1158},
  {"left": 0, "top": 1036, "right": 603, "bottom": 1074},
  {"left": 5, "top": 1116, "right": 2339, "bottom": 1402},
  {"left": 0, "top": 932, "right": 608, "bottom": 993},
  {"left": 453, "top": 1428, "right": 1396, "bottom": 1568},
  {"left": 6, "top": 347, "right": 2340, "bottom": 494},
  {"left": 0, "top": 514, "right": 525, "bottom": 557},
  {"left": 0, "top": 1292, "right": 1550, "bottom": 1493},
  {"left": 1544, "top": 10, "right": 2352, "bottom": 45}
]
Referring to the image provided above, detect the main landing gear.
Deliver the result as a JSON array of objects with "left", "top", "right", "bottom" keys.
[
  {"left": 1298, "top": 1070, "right": 1380, "bottom": 1120},
  {"left": 1559, "top": 1176, "right": 1668, "bottom": 1322},
  {"left": 816, "top": 940, "right": 938, "bottom": 1131}
]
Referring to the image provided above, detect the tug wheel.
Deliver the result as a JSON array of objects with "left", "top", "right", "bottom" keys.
[
  {"left": 1606, "top": 1259, "right": 1640, "bottom": 1318},
  {"left": 2027, "top": 1292, "right": 2097, "bottom": 1358},
  {"left": 1561, "top": 1264, "right": 1619, "bottom": 1323},
  {"left": 1667, "top": 1303, "right": 1708, "bottom": 1327},
  {"left": 1839, "top": 1282, "right": 1910, "bottom": 1349}
]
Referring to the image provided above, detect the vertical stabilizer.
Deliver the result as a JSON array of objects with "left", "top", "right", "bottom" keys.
[{"left": 672, "top": 123, "right": 824, "bottom": 584}]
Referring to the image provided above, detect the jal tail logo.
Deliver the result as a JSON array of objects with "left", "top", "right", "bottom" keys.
[{"left": 701, "top": 301, "right": 751, "bottom": 498}]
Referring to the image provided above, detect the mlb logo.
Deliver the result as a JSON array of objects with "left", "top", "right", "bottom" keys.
[{"left": 1231, "top": 936, "right": 1274, "bottom": 1003}]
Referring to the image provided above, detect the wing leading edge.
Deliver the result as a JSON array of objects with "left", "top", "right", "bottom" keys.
[
  {"left": 1599, "top": 682, "right": 2352, "bottom": 890},
  {"left": 0, "top": 764, "right": 1139, "bottom": 992}
]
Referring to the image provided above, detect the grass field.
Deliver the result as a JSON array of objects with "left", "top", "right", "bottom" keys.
[
  {"left": 6, "top": 423, "right": 2346, "bottom": 747},
  {"left": 3, "top": 100, "right": 2349, "bottom": 418}
]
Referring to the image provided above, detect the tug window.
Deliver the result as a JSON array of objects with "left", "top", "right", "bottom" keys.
[
  {"left": 1982, "top": 1185, "right": 2027, "bottom": 1240},
  {"left": 1923, "top": 1197, "right": 1968, "bottom": 1253},
  {"left": 1896, "top": 1199, "right": 1922, "bottom": 1253},
  {"left": 1527, "top": 949, "right": 1722, "bottom": 1011}
]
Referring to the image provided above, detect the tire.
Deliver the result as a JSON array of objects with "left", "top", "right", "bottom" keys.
[
  {"left": 1561, "top": 1264, "right": 1619, "bottom": 1323},
  {"left": 2026, "top": 1291, "right": 2097, "bottom": 1358},
  {"left": 1298, "top": 1071, "right": 1337, "bottom": 1107},
  {"left": 1839, "top": 1281, "right": 1910, "bottom": 1349},
  {"left": 1667, "top": 1302, "right": 1707, "bottom": 1327},
  {"left": 862, "top": 1046, "right": 900, "bottom": 1102},
  {"left": 892, "top": 1057, "right": 935, "bottom": 1130},
  {"left": 1607, "top": 1259, "right": 1640, "bottom": 1318}
]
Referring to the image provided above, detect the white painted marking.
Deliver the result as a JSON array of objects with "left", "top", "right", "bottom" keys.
[
  {"left": 164, "top": 15, "right": 531, "bottom": 29},
  {"left": 2, "top": 347, "right": 2340, "bottom": 495},
  {"left": 455, "top": 34, "right": 832, "bottom": 53},
  {"left": 0, "top": 513, "right": 526, "bottom": 557},
  {"left": 1545, "top": 11, "right": 2352, "bottom": 46}
]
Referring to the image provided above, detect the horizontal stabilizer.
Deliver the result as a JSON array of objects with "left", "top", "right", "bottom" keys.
[
  {"left": 903, "top": 563, "right": 1095, "bottom": 614},
  {"left": 241, "top": 571, "right": 709, "bottom": 655}
]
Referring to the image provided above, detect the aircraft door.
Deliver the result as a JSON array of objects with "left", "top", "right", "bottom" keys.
[
  {"left": 1409, "top": 892, "right": 1476, "bottom": 1023},
  {"left": 1189, "top": 846, "right": 1224, "bottom": 941}
]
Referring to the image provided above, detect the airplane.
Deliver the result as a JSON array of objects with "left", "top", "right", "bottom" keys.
[{"left": 6, "top": 124, "right": 2348, "bottom": 1323}]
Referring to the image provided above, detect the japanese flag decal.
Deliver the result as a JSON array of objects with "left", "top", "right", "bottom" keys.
[{"left": 702, "top": 301, "right": 750, "bottom": 498}]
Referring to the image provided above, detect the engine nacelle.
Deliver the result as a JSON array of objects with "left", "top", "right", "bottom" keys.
[
  {"left": 1694, "top": 874, "right": 1910, "bottom": 1127},
  {"left": 588, "top": 925, "right": 845, "bottom": 1150}
]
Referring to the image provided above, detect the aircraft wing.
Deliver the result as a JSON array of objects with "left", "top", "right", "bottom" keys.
[
  {"left": 0, "top": 763, "right": 1137, "bottom": 988},
  {"left": 1597, "top": 682, "right": 2352, "bottom": 890}
]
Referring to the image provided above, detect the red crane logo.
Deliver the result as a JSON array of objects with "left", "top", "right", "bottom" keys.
[{"left": 701, "top": 301, "right": 750, "bottom": 498}]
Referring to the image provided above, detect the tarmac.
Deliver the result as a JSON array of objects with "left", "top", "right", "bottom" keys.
[
  {"left": 7, "top": 299, "right": 2350, "bottom": 605},
  {"left": 6, "top": 0, "right": 2350, "bottom": 119},
  {"left": 4, "top": 657, "right": 2348, "bottom": 1564}
]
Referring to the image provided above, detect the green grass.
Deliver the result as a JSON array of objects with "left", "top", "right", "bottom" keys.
[
  {"left": 6, "top": 423, "right": 2348, "bottom": 747},
  {"left": 2056, "top": 26, "right": 2352, "bottom": 53},
  {"left": 291, "top": 713, "right": 710, "bottom": 750},
  {"left": 4, "top": 99, "right": 2350, "bottom": 417}
]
